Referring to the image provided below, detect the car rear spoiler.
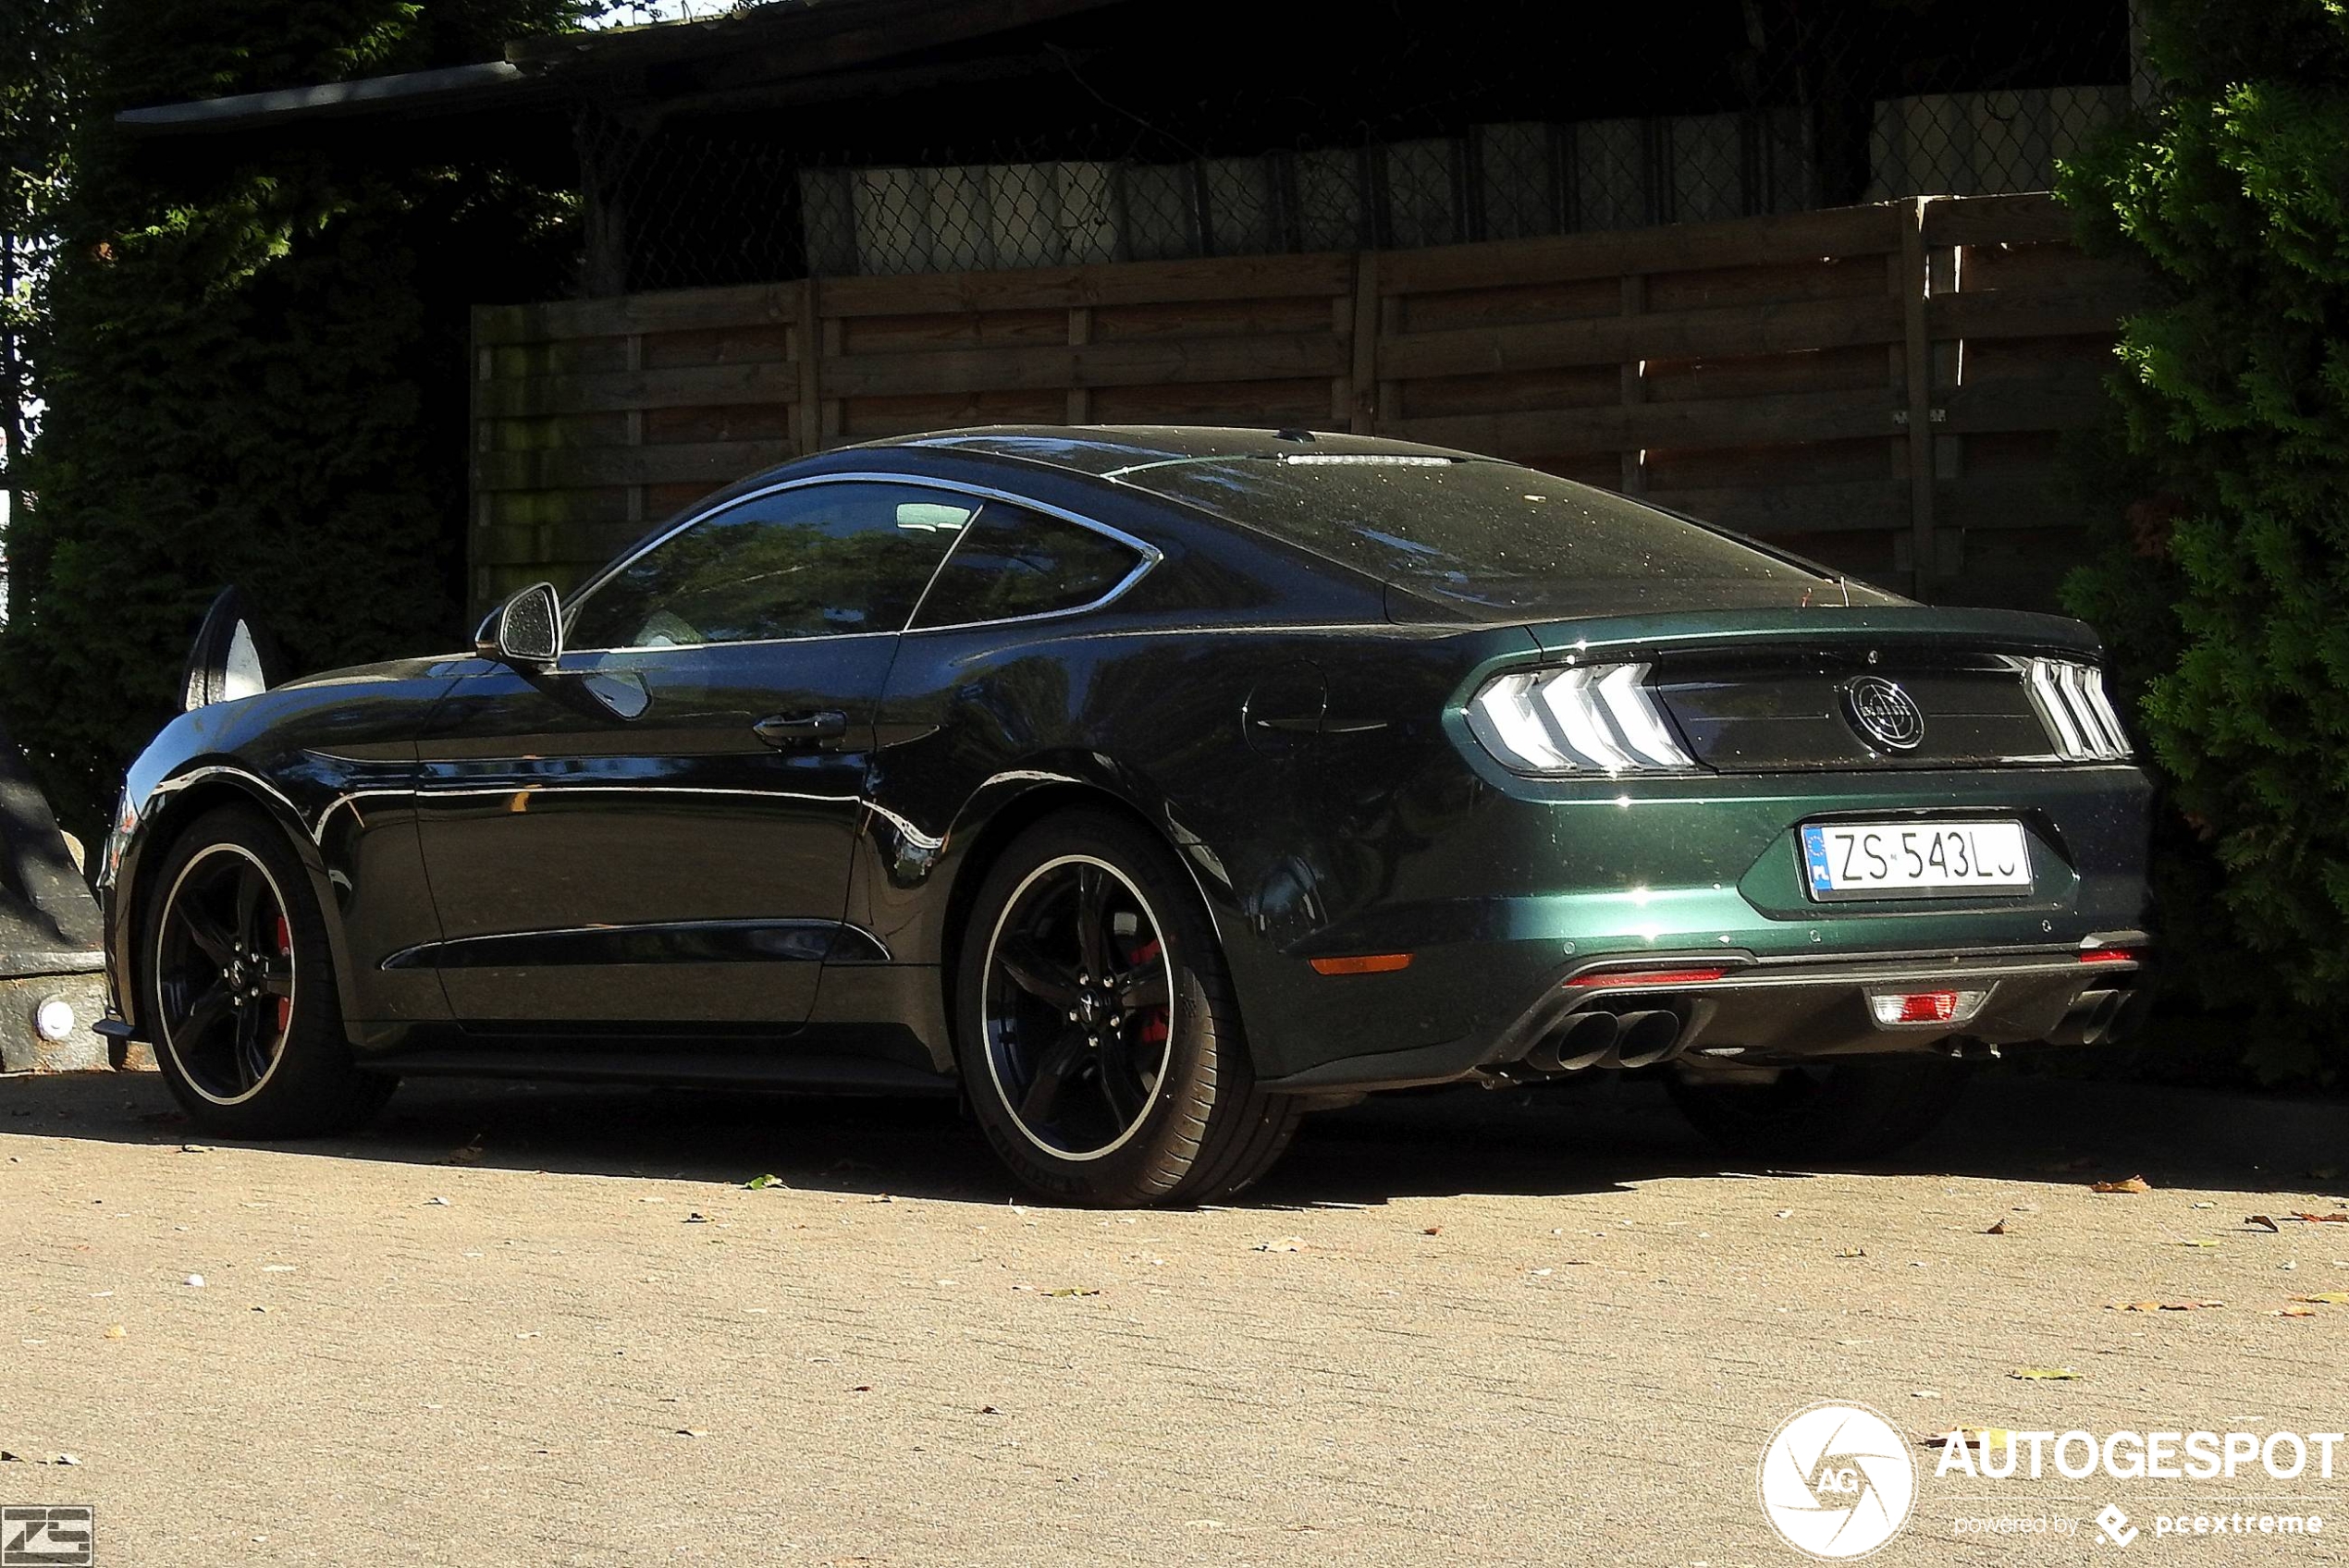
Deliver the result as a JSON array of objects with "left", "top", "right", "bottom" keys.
[{"left": 179, "top": 585, "right": 287, "bottom": 711}]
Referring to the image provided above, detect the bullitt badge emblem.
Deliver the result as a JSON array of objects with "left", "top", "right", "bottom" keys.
[{"left": 1839, "top": 676, "right": 1924, "bottom": 753}]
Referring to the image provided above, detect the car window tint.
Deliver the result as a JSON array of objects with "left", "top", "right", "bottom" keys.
[
  {"left": 1117, "top": 455, "right": 1867, "bottom": 619},
  {"left": 568, "top": 484, "right": 976, "bottom": 649},
  {"left": 909, "top": 502, "right": 1143, "bottom": 630}
]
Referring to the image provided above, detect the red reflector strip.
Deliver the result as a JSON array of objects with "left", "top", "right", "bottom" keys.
[
  {"left": 1564, "top": 967, "right": 1728, "bottom": 988},
  {"left": 2078, "top": 948, "right": 2141, "bottom": 964},
  {"left": 1309, "top": 953, "right": 1413, "bottom": 976}
]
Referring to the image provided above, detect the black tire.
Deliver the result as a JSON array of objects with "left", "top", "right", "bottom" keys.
[
  {"left": 1665, "top": 1057, "right": 1969, "bottom": 1166},
  {"left": 140, "top": 804, "right": 396, "bottom": 1138},
  {"left": 954, "top": 810, "right": 1299, "bottom": 1207}
]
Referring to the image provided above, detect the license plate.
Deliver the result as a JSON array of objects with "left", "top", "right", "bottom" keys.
[{"left": 1800, "top": 820, "right": 2031, "bottom": 900}]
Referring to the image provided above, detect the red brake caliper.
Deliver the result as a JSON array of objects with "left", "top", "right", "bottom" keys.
[
  {"left": 1130, "top": 938, "right": 1169, "bottom": 1049},
  {"left": 274, "top": 913, "right": 293, "bottom": 1033}
]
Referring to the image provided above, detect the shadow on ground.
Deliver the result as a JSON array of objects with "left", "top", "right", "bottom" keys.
[{"left": 4, "top": 1061, "right": 2343, "bottom": 1207}]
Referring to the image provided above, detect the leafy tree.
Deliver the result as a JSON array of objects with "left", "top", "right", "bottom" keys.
[
  {"left": 0, "top": 0, "right": 585, "bottom": 843},
  {"left": 2059, "top": 0, "right": 2349, "bottom": 1079}
]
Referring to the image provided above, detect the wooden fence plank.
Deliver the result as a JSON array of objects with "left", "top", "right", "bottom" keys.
[
  {"left": 1377, "top": 203, "right": 1903, "bottom": 295},
  {"left": 817, "top": 252, "right": 1354, "bottom": 317},
  {"left": 1898, "top": 199, "right": 1937, "bottom": 596},
  {"left": 1378, "top": 292, "right": 1905, "bottom": 380},
  {"left": 1920, "top": 191, "right": 2071, "bottom": 249},
  {"left": 1927, "top": 285, "right": 2156, "bottom": 341},
  {"left": 1648, "top": 480, "right": 1908, "bottom": 533},
  {"left": 474, "top": 282, "right": 807, "bottom": 345},
  {"left": 1388, "top": 386, "right": 1889, "bottom": 456},
  {"left": 473, "top": 439, "right": 793, "bottom": 491},
  {"left": 476, "top": 361, "right": 802, "bottom": 418},
  {"left": 1938, "top": 374, "right": 2111, "bottom": 434},
  {"left": 817, "top": 332, "right": 1346, "bottom": 398}
]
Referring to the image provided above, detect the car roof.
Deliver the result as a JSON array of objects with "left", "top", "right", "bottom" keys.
[{"left": 858, "top": 424, "right": 1483, "bottom": 476}]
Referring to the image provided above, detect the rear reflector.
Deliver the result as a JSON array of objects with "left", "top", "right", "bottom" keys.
[
  {"left": 1309, "top": 953, "right": 1413, "bottom": 975},
  {"left": 1868, "top": 987, "right": 1988, "bottom": 1026},
  {"left": 2078, "top": 948, "right": 2142, "bottom": 965},
  {"left": 1564, "top": 966, "right": 1728, "bottom": 988}
]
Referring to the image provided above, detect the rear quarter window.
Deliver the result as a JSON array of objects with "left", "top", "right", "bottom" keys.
[{"left": 909, "top": 502, "right": 1144, "bottom": 630}]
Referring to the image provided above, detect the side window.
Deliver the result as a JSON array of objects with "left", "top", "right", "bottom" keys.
[
  {"left": 909, "top": 503, "right": 1145, "bottom": 630},
  {"left": 567, "top": 484, "right": 976, "bottom": 650}
]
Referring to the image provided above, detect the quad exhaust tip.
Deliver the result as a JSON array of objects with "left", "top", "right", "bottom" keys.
[{"left": 1522, "top": 1007, "right": 1687, "bottom": 1073}]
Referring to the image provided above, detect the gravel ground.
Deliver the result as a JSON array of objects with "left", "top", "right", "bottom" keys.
[{"left": 2, "top": 1066, "right": 2345, "bottom": 1567}]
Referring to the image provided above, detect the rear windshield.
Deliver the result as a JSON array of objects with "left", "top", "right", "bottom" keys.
[{"left": 1115, "top": 455, "right": 1849, "bottom": 619}]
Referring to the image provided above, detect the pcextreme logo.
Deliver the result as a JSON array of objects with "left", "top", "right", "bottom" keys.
[{"left": 1758, "top": 1403, "right": 1918, "bottom": 1560}]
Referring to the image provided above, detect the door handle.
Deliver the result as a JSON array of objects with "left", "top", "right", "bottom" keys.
[{"left": 754, "top": 710, "right": 849, "bottom": 749}]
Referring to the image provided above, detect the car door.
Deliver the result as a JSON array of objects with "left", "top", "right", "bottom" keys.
[{"left": 411, "top": 479, "right": 976, "bottom": 1030}]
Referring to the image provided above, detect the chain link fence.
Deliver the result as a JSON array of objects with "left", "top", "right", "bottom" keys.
[{"left": 578, "top": 1, "right": 2145, "bottom": 293}]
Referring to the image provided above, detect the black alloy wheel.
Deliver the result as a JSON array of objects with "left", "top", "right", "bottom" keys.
[
  {"left": 154, "top": 841, "right": 298, "bottom": 1104},
  {"left": 982, "top": 854, "right": 1174, "bottom": 1161},
  {"left": 141, "top": 805, "right": 396, "bottom": 1137},
  {"left": 955, "top": 811, "right": 1300, "bottom": 1207}
]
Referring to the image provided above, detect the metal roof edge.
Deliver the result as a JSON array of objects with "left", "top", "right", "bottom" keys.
[{"left": 116, "top": 60, "right": 541, "bottom": 136}]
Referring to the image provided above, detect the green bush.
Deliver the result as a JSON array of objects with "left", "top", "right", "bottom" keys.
[
  {"left": 2059, "top": 0, "right": 2349, "bottom": 1082},
  {"left": 0, "top": 0, "right": 583, "bottom": 845}
]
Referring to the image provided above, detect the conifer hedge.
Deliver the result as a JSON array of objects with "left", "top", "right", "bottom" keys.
[{"left": 2060, "top": 0, "right": 2349, "bottom": 1079}]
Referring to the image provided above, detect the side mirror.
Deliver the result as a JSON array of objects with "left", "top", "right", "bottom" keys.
[{"left": 478, "top": 582, "right": 563, "bottom": 668}]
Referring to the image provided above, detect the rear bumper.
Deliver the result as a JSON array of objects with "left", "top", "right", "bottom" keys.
[{"left": 1262, "top": 942, "right": 2148, "bottom": 1093}]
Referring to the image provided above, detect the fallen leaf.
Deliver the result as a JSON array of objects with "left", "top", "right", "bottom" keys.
[
  {"left": 2179, "top": 1239, "right": 2220, "bottom": 1248},
  {"left": 745, "top": 1174, "right": 784, "bottom": 1191},
  {"left": 851, "top": 1385, "right": 872, "bottom": 1393},
  {"left": 1922, "top": 1427, "right": 2013, "bottom": 1451},
  {"left": 1835, "top": 1247, "right": 1866, "bottom": 1258},
  {"left": 683, "top": 1213, "right": 708, "bottom": 1224},
  {"left": 102, "top": 1325, "right": 125, "bottom": 1340},
  {"left": 178, "top": 1144, "right": 211, "bottom": 1154},
  {"left": 2290, "top": 1292, "right": 2349, "bottom": 1305},
  {"left": 2248, "top": 1215, "right": 2281, "bottom": 1231},
  {"left": 52, "top": 1453, "right": 79, "bottom": 1466},
  {"left": 978, "top": 1404, "right": 1002, "bottom": 1415},
  {"left": 182, "top": 1275, "right": 204, "bottom": 1288},
  {"left": 1043, "top": 1287, "right": 1100, "bottom": 1298},
  {"left": 2270, "top": 1306, "right": 2318, "bottom": 1317},
  {"left": 1253, "top": 1238, "right": 1308, "bottom": 1253},
  {"left": 2294, "top": 1212, "right": 2349, "bottom": 1223},
  {"left": 1420, "top": 1226, "right": 1441, "bottom": 1236},
  {"left": 2011, "top": 1367, "right": 2081, "bottom": 1380},
  {"left": 1984, "top": 1219, "right": 2008, "bottom": 1235},
  {"left": 677, "top": 1427, "right": 707, "bottom": 1438},
  {"left": 2107, "top": 1300, "right": 2222, "bottom": 1312},
  {"left": 2092, "top": 1175, "right": 2150, "bottom": 1194},
  {"left": 424, "top": 1196, "right": 450, "bottom": 1207}
]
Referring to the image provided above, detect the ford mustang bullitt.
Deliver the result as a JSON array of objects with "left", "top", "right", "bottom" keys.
[{"left": 97, "top": 426, "right": 2153, "bottom": 1206}]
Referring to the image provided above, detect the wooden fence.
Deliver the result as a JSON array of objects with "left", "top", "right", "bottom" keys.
[{"left": 470, "top": 191, "right": 2142, "bottom": 613}]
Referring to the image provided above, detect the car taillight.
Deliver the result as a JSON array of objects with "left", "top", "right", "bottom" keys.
[
  {"left": 2024, "top": 657, "right": 2131, "bottom": 761},
  {"left": 1464, "top": 663, "right": 1697, "bottom": 776}
]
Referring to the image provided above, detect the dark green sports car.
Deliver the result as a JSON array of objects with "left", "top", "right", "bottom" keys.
[{"left": 100, "top": 426, "right": 2151, "bottom": 1206}]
